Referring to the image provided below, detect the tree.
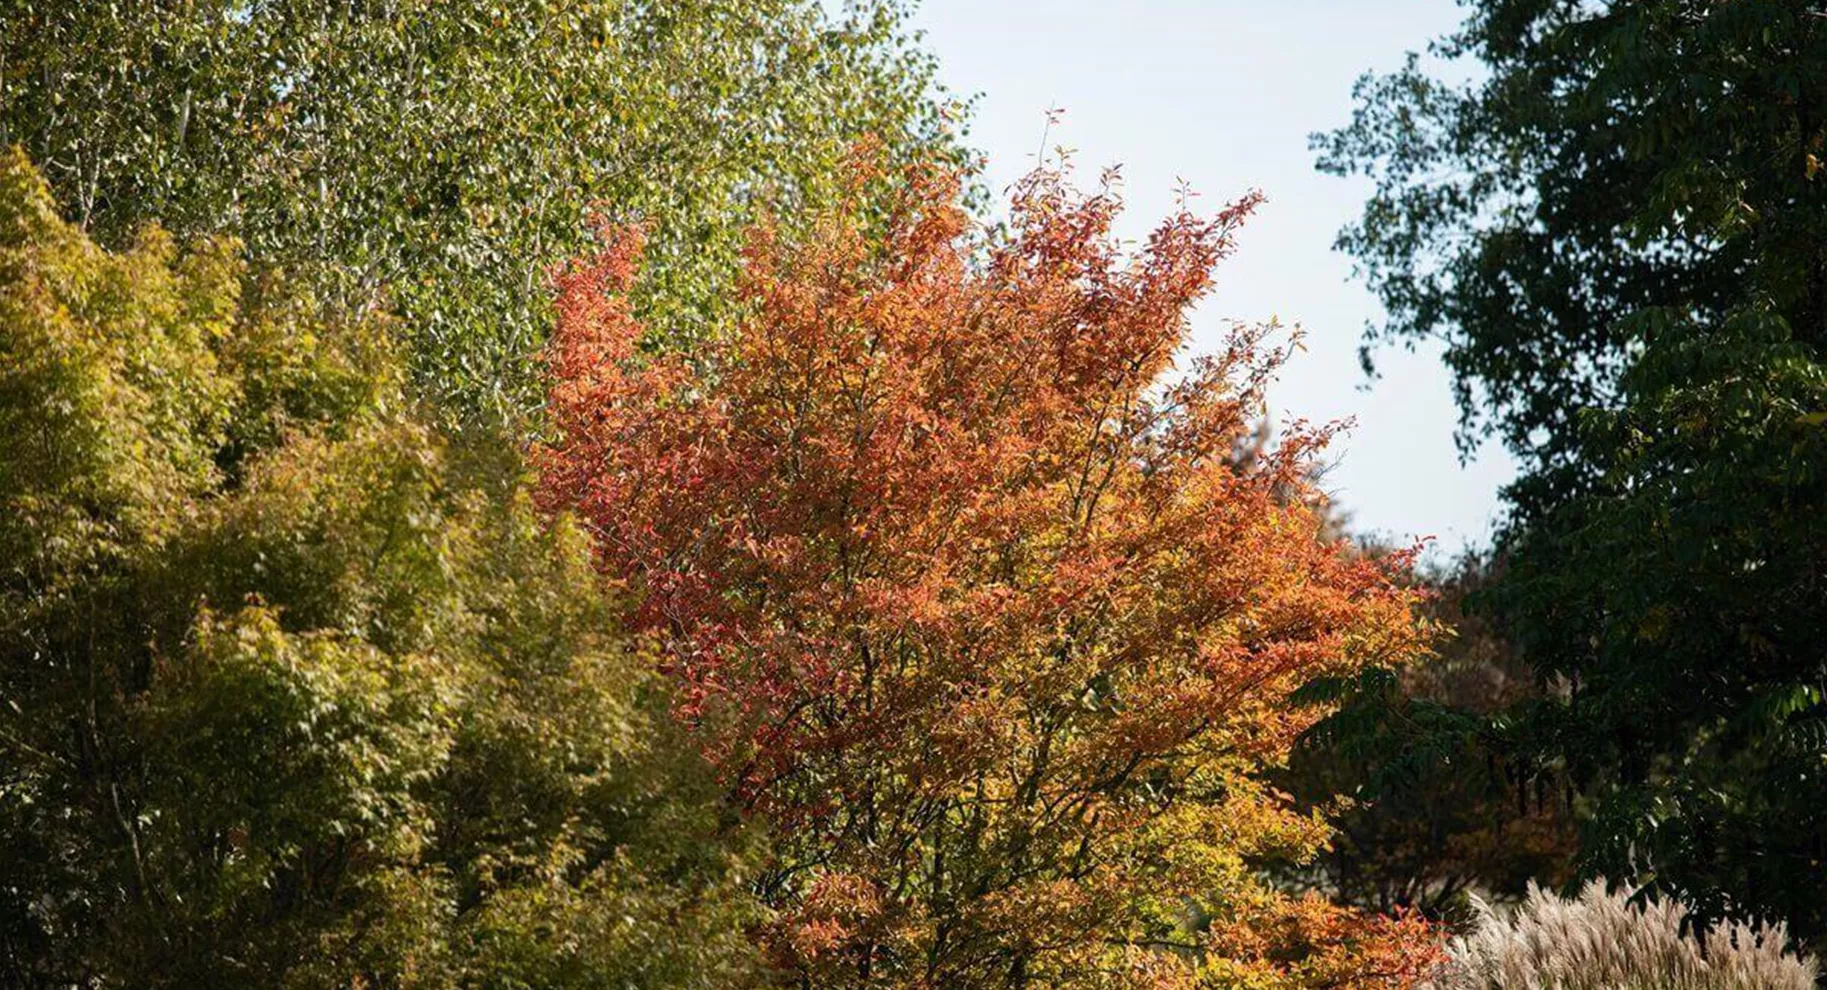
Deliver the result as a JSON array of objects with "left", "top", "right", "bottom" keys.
[
  {"left": 1319, "top": 0, "right": 1827, "bottom": 947},
  {"left": 537, "top": 158, "right": 1441, "bottom": 989},
  {"left": 0, "top": 149, "right": 760, "bottom": 988},
  {"left": 0, "top": 0, "right": 958, "bottom": 419}
]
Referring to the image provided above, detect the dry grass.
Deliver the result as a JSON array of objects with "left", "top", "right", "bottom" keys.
[{"left": 1424, "top": 881, "right": 1818, "bottom": 990}]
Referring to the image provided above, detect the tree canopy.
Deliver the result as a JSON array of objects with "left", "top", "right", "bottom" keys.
[
  {"left": 537, "top": 158, "right": 1441, "bottom": 989},
  {"left": 1319, "top": 0, "right": 1827, "bottom": 947},
  {"left": 0, "top": 149, "right": 760, "bottom": 988},
  {"left": 0, "top": 0, "right": 959, "bottom": 420},
  {"left": 1272, "top": 556, "right": 1576, "bottom": 925}
]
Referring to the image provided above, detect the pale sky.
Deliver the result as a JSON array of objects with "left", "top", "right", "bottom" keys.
[{"left": 896, "top": 0, "right": 1513, "bottom": 555}]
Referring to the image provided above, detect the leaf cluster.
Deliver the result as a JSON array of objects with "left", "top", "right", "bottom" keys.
[
  {"left": 0, "top": 0, "right": 962, "bottom": 421},
  {"left": 537, "top": 157, "right": 1444, "bottom": 989},
  {"left": 1319, "top": 0, "right": 1827, "bottom": 951},
  {"left": 0, "top": 151, "right": 762, "bottom": 989}
]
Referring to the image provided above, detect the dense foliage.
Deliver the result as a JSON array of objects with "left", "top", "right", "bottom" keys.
[
  {"left": 1427, "top": 882, "right": 1817, "bottom": 990},
  {"left": 1319, "top": 0, "right": 1827, "bottom": 946},
  {"left": 0, "top": 151, "right": 760, "bottom": 989},
  {"left": 16, "top": 0, "right": 1824, "bottom": 982},
  {"left": 537, "top": 159, "right": 1442, "bottom": 989},
  {"left": 0, "top": 0, "right": 957, "bottom": 419},
  {"left": 1275, "top": 557, "right": 1576, "bottom": 924}
]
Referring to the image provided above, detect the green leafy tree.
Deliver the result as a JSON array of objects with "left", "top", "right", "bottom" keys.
[
  {"left": 0, "top": 149, "right": 761, "bottom": 988},
  {"left": 1319, "top": 0, "right": 1827, "bottom": 947},
  {"left": 1274, "top": 555, "right": 1576, "bottom": 926},
  {"left": 0, "top": 0, "right": 958, "bottom": 419}
]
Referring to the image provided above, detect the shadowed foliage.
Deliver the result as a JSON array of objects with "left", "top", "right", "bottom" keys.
[
  {"left": 1320, "top": 0, "right": 1827, "bottom": 947},
  {"left": 1273, "top": 555, "right": 1577, "bottom": 926}
]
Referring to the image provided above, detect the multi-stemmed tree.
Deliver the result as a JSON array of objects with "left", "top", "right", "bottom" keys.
[{"left": 538, "top": 158, "right": 1440, "bottom": 989}]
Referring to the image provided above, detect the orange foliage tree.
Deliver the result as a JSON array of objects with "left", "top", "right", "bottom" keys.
[{"left": 537, "top": 160, "right": 1441, "bottom": 989}]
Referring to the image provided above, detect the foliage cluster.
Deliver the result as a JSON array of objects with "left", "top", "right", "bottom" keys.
[
  {"left": 1318, "top": 0, "right": 1827, "bottom": 949},
  {"left": 0, "top": 132, "right": 1453, "bottom": 985},
  {"left": 0, "top": 150, "right": 760, "bottom": 989},
  {"left": 1273, "top": 556, "right": 1576, "bottom": 924},
  {"left": 0, "top": 0, "right": 959, "bottom": 419},
  {"left": 536, "top": 158, "right": 1443, "bottom": 989}
]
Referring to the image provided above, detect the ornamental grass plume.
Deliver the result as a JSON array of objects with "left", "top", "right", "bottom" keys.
[{"left": 1426, "top": 881, "right": 1817, "bottom": 990}]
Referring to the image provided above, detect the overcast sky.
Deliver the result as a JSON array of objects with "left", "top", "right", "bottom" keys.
[{"left": 894, "top": 0, "right": 1511, "bottom": 556}]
